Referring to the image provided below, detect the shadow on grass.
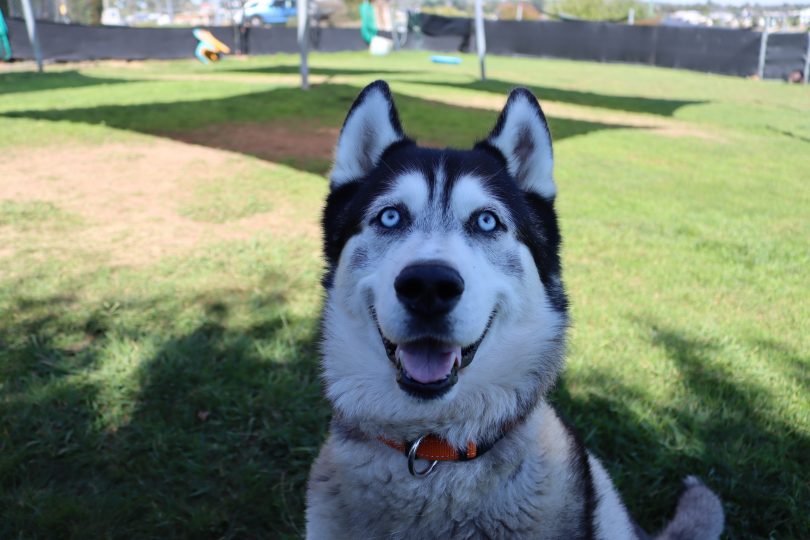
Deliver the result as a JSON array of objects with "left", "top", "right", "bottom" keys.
[
  {"left": 2, "top": 83, "right": 631, "bottom": 175},
  {"left": 0, "top": 284, "right": 328, "bottom": 538},
  {"left": 417, "top": 78, "right": 704, "bottom": 117},
  {"left": 552, "top": 320, "right": 809, "bottom": 540},
  {"left": 0, "top": 70, "right": 137, "bottom": 95},
  {"left": 765, "top": 125, "right": 810, "bottom": 145},
  {"left": 2, "top": 281, "right": 807, "bottom": 539}
]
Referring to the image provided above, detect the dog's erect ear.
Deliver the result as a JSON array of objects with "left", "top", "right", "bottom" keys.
[
  {"left": 482, "top": 88, "right": 555, "bottom": 199},
  {"left": 330, "top": 80, "right": 406, "bottom": 189}
]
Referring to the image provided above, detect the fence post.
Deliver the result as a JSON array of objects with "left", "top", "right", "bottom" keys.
[
  {"left": 390, "top": 0, "right": 399, "bottom": 50},
  {"left": 475, "top": 0, "right": 486, "bottom": 81},
  {"left": 757, "top": 17, "right": 769, "bottom": 79},
  {"left": 297, "top": 0, "right": 309, "bottom": 90},
  {"left": 804, "top": 32, "right": 810, "bottom": 84},
  {"left": 20, "top": 0, "right": 42, "bottom": 72}
]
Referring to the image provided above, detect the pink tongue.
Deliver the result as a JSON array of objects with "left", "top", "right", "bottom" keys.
[{"left": 397, "top": 342, "right": 461, "bottom": 384}]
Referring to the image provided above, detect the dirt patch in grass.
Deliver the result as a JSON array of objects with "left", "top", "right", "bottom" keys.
[
  {"left": 0, "top": 138, "right": 321, "bottom": 267},
  {"left": 167, "top": 122, "right": 339, "bottom": 175}
]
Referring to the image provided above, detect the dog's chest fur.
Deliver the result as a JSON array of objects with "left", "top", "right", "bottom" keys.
[{"left": 307, "top": 404, "right": 592, "bottom": 539}]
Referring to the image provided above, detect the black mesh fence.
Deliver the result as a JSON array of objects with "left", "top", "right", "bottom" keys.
[
  {"left": 5, "top": 18, "right": 367, "bottom": 61},
  {"left": 763, "top": 32, "right": 809, "bottom": 80},
  {"left": 4, "top": 16, "right": 808, "bottom": 81}
]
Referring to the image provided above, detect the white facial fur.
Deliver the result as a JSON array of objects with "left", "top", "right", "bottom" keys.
[{"left": 321, "top": 169, "right": 566, "bottom": 448}]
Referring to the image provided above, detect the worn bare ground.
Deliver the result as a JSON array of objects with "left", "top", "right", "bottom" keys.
[
  {"left": 0, "top": 137, "right": 321, "bottom": 268},
  {"left": 0, "top": 91, "right": 719, "bottom": 270},
  {"left": 168, "top": 123, "right": 340, "bottom": 166}
]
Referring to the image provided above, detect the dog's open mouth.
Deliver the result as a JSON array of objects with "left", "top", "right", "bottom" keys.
[{"left": 375, "top": 312, "right": 495, "bottom": 399}]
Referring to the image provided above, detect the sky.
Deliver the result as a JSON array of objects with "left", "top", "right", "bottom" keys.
[{"left": 649, "top": 0, "right": 810, "bottom": 6}]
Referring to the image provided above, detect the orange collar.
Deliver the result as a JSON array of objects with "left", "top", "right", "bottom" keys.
[
  {"left": 379, "top": 434, "right": 482, "bottom": 461},
  {"left": 377, "top": 418, "right": 522, "bottom": 466}
]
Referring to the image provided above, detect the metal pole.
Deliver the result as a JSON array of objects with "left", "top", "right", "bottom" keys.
[
  {"left": 803, "top": 32, "right": 810, "bottom": 84},
  {"left": 20, "top": 0, "right": 42, "bottom": 72},
  {"left": 757, "top": 17, "right": 769, "bottom": 79},
  {"left": 297, "top": 0, "right": 309, "bottom": 90},
  {"left": 474, "top": 0, "right": 486, "bottom": 81},
  {"left": 390, "top": 0, "right": 399, "bottom": 51}
]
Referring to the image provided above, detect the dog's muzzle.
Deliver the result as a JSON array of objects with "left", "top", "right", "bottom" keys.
[{"left": 374, "top": 310, "right": 495, "bottom": 400}]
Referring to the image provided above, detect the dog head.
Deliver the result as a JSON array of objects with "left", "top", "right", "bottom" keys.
[{"left": 320, "top": 81, "right": 568, "bottom": 446}]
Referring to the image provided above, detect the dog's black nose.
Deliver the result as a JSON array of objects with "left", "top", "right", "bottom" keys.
[{"left": 395, "top": 263, "right": 464, "bottom": 317}]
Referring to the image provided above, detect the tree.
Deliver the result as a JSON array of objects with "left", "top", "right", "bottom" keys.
[
  {"left": 68, "top": 0, "right": 103, "bottom": 24},
  {"left": 549, "top": 0, "right": 643, "bottom": 21}
]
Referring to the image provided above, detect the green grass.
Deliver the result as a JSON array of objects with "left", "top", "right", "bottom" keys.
[
  {"left": 0, "top": 200, "right": 82, "bottom": 230},
  {"left": 1, "top": 52, "right": 808, "bottom": 539},
  {"left": 179, "top": 160, "right": 283, "bottom": 223}
]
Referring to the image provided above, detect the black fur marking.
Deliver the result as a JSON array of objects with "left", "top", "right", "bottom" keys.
[
  {"left": 358, "top": 126, "right": 376, "bottom": 174},
  {"left": 322, "top": 180, "right": 362, "bottom": 288},
  {"left": 554, "top": 406, "right": 597, "bottom": 540},
  {"left": 513, "top": 125, "right": 536, "bottom": 186},
  {"left": 521, "top": 193, "right": 567, "bottom": 312}
]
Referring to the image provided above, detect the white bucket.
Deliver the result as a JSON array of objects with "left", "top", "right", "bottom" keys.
[{"left": 369, "top": 36, "right": 393, "bottom": 56}]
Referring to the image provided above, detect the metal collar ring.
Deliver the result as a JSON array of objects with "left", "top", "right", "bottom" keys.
[{"left": 407, "top": 435, "right": 439, "bottom": 477}]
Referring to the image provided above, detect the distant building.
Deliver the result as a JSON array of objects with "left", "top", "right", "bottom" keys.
[
  {"left": 799, "top": 7, "right": 810, "bottom": 27},
  {"left": 662, "top": 10, "right": 712, "bottom": 27}
]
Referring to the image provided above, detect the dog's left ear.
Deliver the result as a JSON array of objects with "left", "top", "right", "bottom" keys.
[
  {"left": 482, "top": 88, "right": 555, "bottom": 199},
  {"left": 330, "top": 80, "right": 406, "bottom": 189}
]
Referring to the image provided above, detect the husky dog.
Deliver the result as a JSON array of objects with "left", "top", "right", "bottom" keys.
[{"left": 306, "top": 81, "right": 723, "bottom": 539}]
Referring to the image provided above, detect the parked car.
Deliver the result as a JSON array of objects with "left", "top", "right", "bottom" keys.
[{"left": 243, "top": 0, "right": 296, "bottom": 26}]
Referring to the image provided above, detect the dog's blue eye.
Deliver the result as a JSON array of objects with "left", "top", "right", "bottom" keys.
[
  {"left": 379, "top": 207, "right": 401, "bottom": 228},
  {"left": 476, "top": 211, "right": 498, "bottom": 232}
]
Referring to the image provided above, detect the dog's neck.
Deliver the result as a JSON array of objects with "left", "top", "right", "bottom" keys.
[{"left": 329, "top": 409, "right": 531, "bottom": 464}]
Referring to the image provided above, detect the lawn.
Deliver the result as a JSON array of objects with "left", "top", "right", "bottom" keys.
[{"left": 1, "top": 51, "right": 808, "bottom": 539}]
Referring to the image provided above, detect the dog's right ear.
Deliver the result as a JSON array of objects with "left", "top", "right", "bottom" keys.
[
  {"left": 480, "top": 88, "right": 555, "bottom": 200},
  {"left": 330, "top": 80, "right": 406, "bottom": 189}
]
